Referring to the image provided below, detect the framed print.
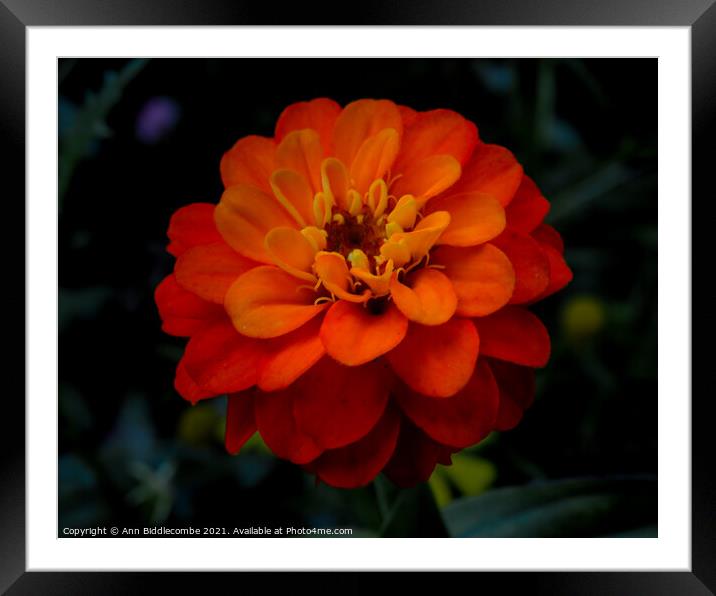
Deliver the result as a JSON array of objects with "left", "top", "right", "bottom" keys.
[{"left": 3, "top": 0, "right": 712, "bottom": 593}]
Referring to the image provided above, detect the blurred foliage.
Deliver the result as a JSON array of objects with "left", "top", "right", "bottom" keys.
[{"left": 58, "top": 58, "right": 657, "bottom": 537}]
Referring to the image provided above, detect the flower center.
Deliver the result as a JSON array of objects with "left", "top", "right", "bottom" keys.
[{"left": 324, "top": 209, "right": 387, "bottom": 261}]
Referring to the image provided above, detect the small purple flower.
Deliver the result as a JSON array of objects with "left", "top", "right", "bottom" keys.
[{"left": 135, "top": 96, "right": 181, "bottom": 144}]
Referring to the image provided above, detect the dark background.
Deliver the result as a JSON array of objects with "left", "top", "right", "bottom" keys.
[{"left": 58, "top": 58, "right": 657, "bottom": 537}]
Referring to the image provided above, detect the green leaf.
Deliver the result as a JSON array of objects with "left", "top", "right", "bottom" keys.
[{"left": 442, "top": 476, "right": 656, "bottom": 538}]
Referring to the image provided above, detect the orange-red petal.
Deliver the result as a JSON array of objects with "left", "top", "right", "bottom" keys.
[
  {"left": 432, "top": 243, "right": 515, "bottom": 317},
  {"left": 167, "top": 203, "right": 223, "bottom": 257},
  {"left": 174, "top": 360, "right": 215, "bottom": 404},
  {"left": 389, "top": 267, "right": 457, "bottom": 326},
  {"left": 395, "top": 358, "right": 498, "bottom": 448},
  {"left": 220, "top": 135, "right": 276, "bottom": 192},
  {"left": 392, "top": 109, "right": 478, "bottom": 173},
  {"left": 275, "top": 129, "right": 324, "bottom": 194},
  {"left": 215, "top": 184, "right": 297, "bottom": 263},
  {"left": 390, "top": 154, "right": 461, "bottom": 200},
  {"left": 427, "top": 191, "right": 506, "bottom": 247},
  {"left": 270, "top": 168, "right": 315, "bottom": 228},
  {"left": 293, "top": 358, "right": 391, "bottom": 450},
  {"left": 264, "top": 226, "right": 317, "bottom": 282},
  {"left": 488, "top": 358, "right": 536, "bottom": 432},
  {"left": 225, "top": 390, "right": 257, "bottom": 455},
  {"left": 254, "top": 389, "right": 322, "bottom": 464},
  {"left": 350, "top": 128, "right": 400, "bottom": 194},
  {"left": 182, "top": 319, "right": 265, "bottom": 399},
  {"left": 275, "top": 98, "right": 341, "bottom": 154},
  {"left": 446, "top": 143, "right": 523, "bottom": 206},
  {"left": 155, "top": 274, "right": 223, "bottom": 336},
  {"left": 331, "top": 99, "right": 403, "bottom": 168},
  {"left": 308, "top": 404, "right": 400, "bottom": 489},
  {"left": 505, "top": 175, "right": 550, "bottom": 233},
  {"left": 474, "top": 306, "right": 551, "bottom": 367},
  {"left": 258, "top": 317, "right": 325, "bottom": 392},
  {"left": 492, "top": 229, "right": 550, "bottom": 304},
  {"left": 320, "top": 300, "right": 408, "bottom": 366},
  {"left": 174, "top": 242, "right": 258, "bottom": 304},
  {"left": 224, "top": 266, "right": 327, "bottom": 338},
  {"left": 535, "top": 243, "right": 573, "bottom": 300},
  {"left": 387, "top": 318, "right": 479, "bottom": 398}
]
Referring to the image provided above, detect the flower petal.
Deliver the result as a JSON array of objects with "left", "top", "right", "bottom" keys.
[
  {"left": 174, "top": 242, "right": 258, "bottom": 304},
  {"left": 174, "top": 360, "right": 215, "bottom": 404},
  {"left": 155, "top": 274, "right": 223, "bottom": 336},
  {"left": 474, "top": 306, "right": 551, "bottom": 367},
  {"left": 167, "top": 203, "right": 222, "bottom": 256},
  {"left": 270, "top": 168, "right": 315, "bottom": 228},
  {"left": 258, "top": 317, "right": 325, "bottom": 392},
  {"left": 254, "top": 388, "right": 322, "bottom": 464},
  {"left": 307, "top": 404, "right": 400, "bottom": 489},
  {"left": 215, "top": 184, "right": 297, "bottom": 264},
  {"left": 275, "top": 98, "right": 341, "bottom": 153},
  {"left": 492, "top": 229, "right": 551, "bottom": 304},
  {"left": 225, "top": 390, "right": 257, "bottom": 455},
  {"left": 432, "top": 243, "right": 515, "bottom": 317},
  {"left": 427, "top": 191, "right": 506, "bottom": 247},
  {"left": 320, "top": 300, "right": 408, "bottom": 366},
  {"left": 390, "top": 154, "right": 461, "bottom": 200},
  {"left": 393, "top": 109, "right": 478, "bottom": 173},
  {"left": 182, "top": 319, "right": 265, "bottom": 399},
  {"left": 487, "top": 358, "right": 536, "bottom": 431},
  {"left": 224, "top": 266, "right": 327, "bottom": 338},
  {"left": 331, "top": 99, "right": 403, "bottom": 168},
  {"left": 390, "top": 267, "right": 457, "bottom": 326},
  {"left": 293, "top": 358, "right": 391, "bottom": 449},
  {"left": 383, "top": 418, "right": 455, "bottom": 487},
  {"left": 505, "top": 175, "right": 550, "bottom": 233},
  {"left": 387, "top": 318, "right": 479, "bottom": 398},
  {"left": 532, "top": 223, "right": 565, "bottom": 253},
  {"left": 314, "top": 252, "right": 371, "bottom": 302},
  {"left": 446, "top": 143, "right": 523, "bottom": 206},
  {"left": 395, "top": 358, "right": 498, "bottom": 448},
  {"left": 275, "top": 129, "right": 323, "bottom": 193},
  {"left": 535, "top": 243, "right": 573, "bottom": 300},
  {"left": 264, "top": 226, "right": 318, "bottom": 282},
  {"left": 220, "top": 135, "right": 276, "bottom": 192},
  {"left": 390, "top": 211, "right": 451, "bottom": 262},
  {"left": 350, "top": 128, "right": 400, "bottom": 194}
]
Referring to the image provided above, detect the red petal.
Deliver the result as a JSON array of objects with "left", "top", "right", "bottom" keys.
[
  {"left": 155, "top": 274, "right": 223, "bottom": 337},
  {"left": 474, "top": 306, "right": 551, "bottom": 367},
  {"left": 488, "top": 358, "right": 536, "bottom": 431},
  {"left": 293, "top": 358, "right": 391, "bottom": 450},
  {"left": 258, "top": 317, "right": 325, "bottom": 392},
  {"left": 167, "top": 203, "right": 222, "bottom": 257},
  {"left": 535, "top": 243, "right": 573, "bottom": 300},
  {"left": 395, "top": 358, "right": 498, "bottom": 448},
  {"left": 174, "top": 242, "right": 258, "bottom": 304},
  {"left": 182, "top": 319, "right": 265, "bottom": 397},
  {"left": 225, "top": 390, "right": 257, "bottom": 454},
  {"left": 386, "top": 318, "right": 479, "bottom": 398},
  {"left": 220, "top": 135, "right": 276, "bottom": 192},
  {"left": 505, "top": 175, "right": 550, "bottom": 233},
  {"left": 492, "top": 229, "right": 550, "bottom": 304},
  {"left": 254, "top": 388, "right": 322, "bottom": 464},
  {"left": 383, "top": 418, "right": 455, "bottom": 488},
  {"left": 174, "top": 359, "right": 215, "bottom": 404},
  {"left": 532, "top": 223, "right": 565, "bottom": 253},
  {"left": 308, "top": 404, "right": 401, "bottom": 489}
]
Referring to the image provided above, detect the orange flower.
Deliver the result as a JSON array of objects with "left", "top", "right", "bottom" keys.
[{"left": 155, "top": 98, "right": 572, "bottom": 488}]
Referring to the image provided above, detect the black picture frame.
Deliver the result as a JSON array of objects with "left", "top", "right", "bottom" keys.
[{"left": 3, "top": 1, "right": 711, "bottom": 593}]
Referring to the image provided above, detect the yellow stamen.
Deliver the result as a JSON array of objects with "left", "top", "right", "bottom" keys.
[
  {"left": 301, "top": 226, "right": 328, "bottom": 252},
  {"left": 366, "top": 179, "right": 389, "bottom": 218},
  {"left": 385, "top": 221, "right": 403, "bottom": 239},
  {"left": 347, "top": 248, "right": 370, "bottom": 271}
]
